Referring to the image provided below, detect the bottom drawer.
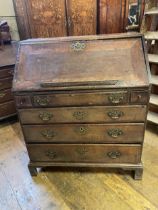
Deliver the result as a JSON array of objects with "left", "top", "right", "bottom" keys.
[
  {"left": 27, "top": 144, "right": 142, "bottom": 164},
  {"left": 0, "top": 101, "right": 16, "bottom": 119}
]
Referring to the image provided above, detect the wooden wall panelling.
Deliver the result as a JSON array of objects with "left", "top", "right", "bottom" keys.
[
  {"left": 13, "top": 0, "right": 31, "bottom": 39},
  {"left": 98, "top": 0, "right": 127, "bottom": 34},
  {"left": 26, "top": 0, "right": 67, "bottom": 38},
  {"left": 66, "top": 0, "right": 97, "bottom": 36}
]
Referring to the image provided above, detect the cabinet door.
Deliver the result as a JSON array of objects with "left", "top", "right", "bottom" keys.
[
  {"left": 66, "top": 0, "right": 97, "bottom": 36},
  {"left": 99, "top": 0, "right": 126, "bottom": 34},
  {"left": 27, "top": 0, "right": 67, "bottom": 38}
]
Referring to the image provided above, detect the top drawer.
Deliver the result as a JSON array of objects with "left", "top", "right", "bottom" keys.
[{"left": 16, "top": 91, "right": 129, "bottom": 108}]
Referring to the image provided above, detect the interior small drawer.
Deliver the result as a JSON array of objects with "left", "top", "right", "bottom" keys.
[{"left": 130, "top": 91, "right": 149, "bottom": 104}]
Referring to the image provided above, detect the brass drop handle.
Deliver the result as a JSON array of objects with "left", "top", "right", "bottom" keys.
[
  {"left": 107, "top": 151, "right": 121, "bottom": 159},
  {"left": 41, "top": 129, "right": 56, "bottom": 139},
  {"left": 107, "top": 129, "right": 123, "bottom": 138},
  {"left": 107, "top": 110, "right": 124, "bottom": 120},
  {"left": 34, "top": 96, "right": 50, "bottom": 106},
  {"left": 39, "top": 112, "right": 53, "bottom": 121},
  {"left": 108, "top": 93, "right": 124, "bottom": 104},
  {"left": 45, "top": 151, "right": 57, "bottom": 159},
  {"left": 0, "top": 93, "right": 6, "bottom": 98}
]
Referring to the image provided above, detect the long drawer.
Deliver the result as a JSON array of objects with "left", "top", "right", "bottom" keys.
[
  {"left": 27, "top": 144, "right": 142, "bottom": 164},
  {"left": 0, "top": 89, "right": 14, "bottom": 103},
  {"left": 23, "top": 123, "right": 144, "bottom": 143},
  {"left": 18, "top": 105, "right": 147, "bottom": 124},
  {"left": 0, "top": 100, "right": 16, "bottom": 119},
  {"left": 0, "top": 77, "right": 13, "bottom": 90},
  {"left": 32, "top": 91, "right": 128, "bottom": 107},
  {"left": 15, "top": 91, "right": 128, "bottom": 108}
]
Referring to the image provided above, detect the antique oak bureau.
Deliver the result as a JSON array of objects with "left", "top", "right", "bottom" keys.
[{"left": 13, "top": 33, "right": 150, "bottom": 179}]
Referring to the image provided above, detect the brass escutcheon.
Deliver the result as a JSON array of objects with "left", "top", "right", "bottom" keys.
[
  {"left": 107, "top": 151, "right": 121, "bottom": 159},
  {"left": 107, "top": 110, "right": 124, "bottom": 119},
  {"left": 71, "top": 41, "right": 86, "bottom": 51},
  {"left": 73, "top": 111, "right": 88, "bottom": 120},
  {"left": 75, "top": 126, "right": 88, "bottom": 135},
  {"left": 108, "top": 93, "right": 124, "bottom": 104},
  {"left": 107, "top": 128, "right": 123, "bottom": 138},
  {"left": 39, "top": 112, "right": 53, "bottom": 121}
]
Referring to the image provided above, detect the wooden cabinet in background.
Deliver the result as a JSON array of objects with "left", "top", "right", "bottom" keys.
[
  {"left": 13, "top": 0, "right": 144, "bottom": 39},
  {"left": 27, "top": 0, "right": 67, "bottom": 37},
  {"left": 14, "top": 0, "right": 97, "bottom": 38},
  {"left": 99, "top": 0, "right": 127, "bottom": 34},
  {"left": 66, "top": 0, "right": 97, "bottom": 36}
]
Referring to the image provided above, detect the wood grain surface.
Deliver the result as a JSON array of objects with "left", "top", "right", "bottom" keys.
[{"left": 0, "top": 120, "right": 157, "bottom": 210}]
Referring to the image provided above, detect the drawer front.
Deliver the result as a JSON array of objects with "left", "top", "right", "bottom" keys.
[
  {"left": 0, "top": 89, "right": 14, "bottom": 103},
  {"left": 130, "top": 91, "right": 149, "bottom": 104},
  {"left": 32, "top": 91, "right": 128, "bottom": 107},
  {"left": 0, "top": 66, "right": 14, "bottom": 79},
  {"left": 0, "top": 77, "right": 13, "bottom": 90},
  {"left": 19, "top": 105, "right": 147, "bottom": 124},
  {"left": 0, "top": 101, "right": 16, "bottom": 119},
  {"left": 23, "top": 123, "right": 144, "bottom": 143},
  {"left": 27, "top": 144, "right": 141, "bottom": 164}
]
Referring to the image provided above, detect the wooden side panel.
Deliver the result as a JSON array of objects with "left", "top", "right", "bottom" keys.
[
  {"left": 66, "top": 0, "right": 97, "bottom": 36},
  {"left": 13, "top": 0, "right": 31, "bottom": 39},
  {"left": 26, "top": 0, "right": 67, "bottom": 38},
  {"left": 99, "top": 0, "right": 126, "bottom": 34}
]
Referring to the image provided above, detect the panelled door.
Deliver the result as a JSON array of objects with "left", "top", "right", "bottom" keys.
[
  {"left": 26, "top": 0, "right": 67, "bottom": 37},
  {"left": 66, "top": 0, "right": 97, "bottom": 36}
]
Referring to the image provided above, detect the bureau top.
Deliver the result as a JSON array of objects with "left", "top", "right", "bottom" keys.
[{"left": 13, "top": 33, "right": 150, "bottom": 92}]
